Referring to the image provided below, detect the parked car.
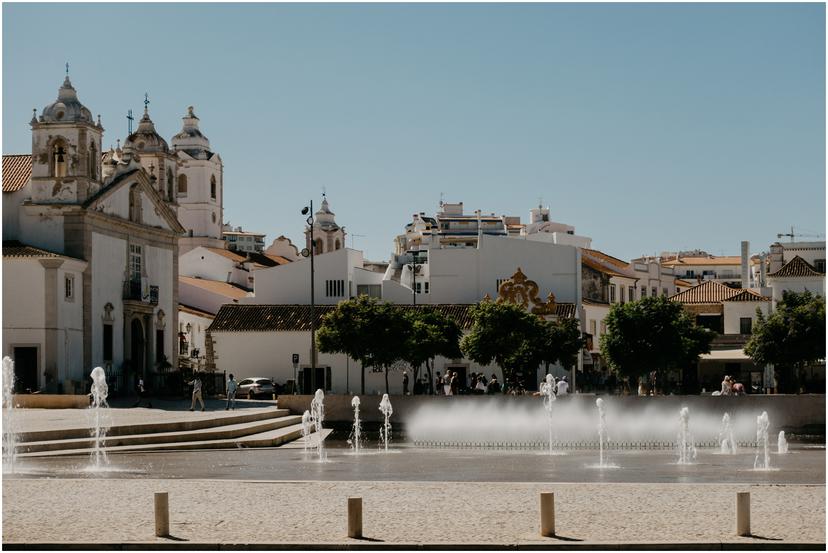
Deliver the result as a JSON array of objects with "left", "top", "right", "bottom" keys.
[{"left": 237, "top": 377, "right": 275, "bottom": 400}]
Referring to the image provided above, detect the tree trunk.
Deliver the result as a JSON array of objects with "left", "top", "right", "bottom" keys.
[
  {"left": 384, "top": 365, "right": 390, "bottom": 395},
  {"left": 426, "top": 358, "right": 434, "bottom": 395},
  {"left": 361, "top": 361, "right": 365, "bottom": 395}
]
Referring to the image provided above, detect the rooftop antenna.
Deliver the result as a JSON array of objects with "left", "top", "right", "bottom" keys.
[
  {"left": 538, "top": 196, "right": 543, "bottom": 209},
  {"left": 127, "top": 109, "right": 134, "bottom": 134},
  {"left": 350, "top": 233, "right": 366, "bottom": 249},
  {"left": 439, "top": 191, "right": 444, "bottom": 207}
]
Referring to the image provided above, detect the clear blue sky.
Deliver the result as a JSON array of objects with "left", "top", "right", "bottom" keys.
[{"left": 3, "top": 3, "right": 825, "bottom": 261}]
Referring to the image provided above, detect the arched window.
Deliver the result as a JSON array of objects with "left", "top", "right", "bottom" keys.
[
  {"left": 210, "top": 175, "right": 217, "bottom": 200},
  {"left": 52, "top": 139, "right": 68, "bottom": 178},
  {"left": 129, "top": 184, "right": 142, "bottom": 223},
  {"left": 166, "top": 168, "right": 174, "bottom": 201},
  {"left": 335, "top": 239, "right": 341, "bottom": 250},
  {"left": 89, "top": 141, "right": 97, "bottom": 180},
  {"left": 177, "top": 173, "right": 187, "bottom": 196},
  {"left": 314, "top": 239, "right": 324, "bottom": 254}
]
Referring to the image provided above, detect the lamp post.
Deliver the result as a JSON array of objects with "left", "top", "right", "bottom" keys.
[
  {"left": 407, "top": 252, "right": 420, "bottom": 306},
  {"left": 301, "top": 201, "right": 317, "bottom": 392}
]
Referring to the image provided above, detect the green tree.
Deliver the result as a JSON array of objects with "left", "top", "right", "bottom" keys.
[
  {"left": 403, "top": 308, "right": 463, "bottom": 394},
  {"left": 541, "top": 317, "right": 586, "bottom": 374},
  {"left": 460, "top": 300, "right": 548, "bottom": 390},
  {"left": 745, "top": 290, "right": 825, "bottom": 393},
  {"left": 600, "top": 295, "right": 714, "bottom": 385},
  {"left": 317, "top": 296, "right": 412, "bottom": 394}
]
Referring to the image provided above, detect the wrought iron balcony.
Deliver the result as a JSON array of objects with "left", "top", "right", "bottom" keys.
[{"left": 123, "top": 280, "right": 159, "bottom": 305}]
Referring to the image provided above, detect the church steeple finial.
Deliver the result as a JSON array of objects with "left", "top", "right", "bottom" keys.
[
  {"left": 65, "top": 62, "right": 69, "bottom": 77},
  {"left": 143, "top": 92, "right": 150, "bottom": 115}
]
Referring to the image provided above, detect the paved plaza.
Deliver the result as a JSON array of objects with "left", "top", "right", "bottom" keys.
[{"left": 2, "top": 479, "right": 824, "bottom": 547}]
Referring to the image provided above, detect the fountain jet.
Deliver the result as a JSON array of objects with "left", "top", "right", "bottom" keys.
[
  {"left": 89, "top": 366, "right": 109, "bottom": 469},
  {"left": 379, "top": 394, "right": 393, "bottom": 452},
  {"left": 2, "top": 356, "right": 17, "bottom": 474},
  {"left": 349, "top": 396, "right": 363, "bottom": 454}
]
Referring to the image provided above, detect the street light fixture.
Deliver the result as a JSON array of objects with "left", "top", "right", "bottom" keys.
[{"left": 301, "top": 201, "right": 317, "bottom": 393}]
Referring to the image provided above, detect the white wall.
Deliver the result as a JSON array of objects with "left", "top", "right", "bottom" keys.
[
  {"left": 90, "top": 232, "right": 126, "bottom": 371},
  {"left": 768, "top": 276, "right": 825, "bottom": 306},
  {"left": 57, "top": 262, "right": 85, "bottom": 383},
  {"left": 178, "top": 309, "right": 213, "bottom": 367},
  {"left": 179, "top": 279, "right": 243, "bottom": 315},
  {"left": 18, "top": 205, "right": 64, "bottom": 254},
  {"left": 2, "top": 260, "right": 47, "bottom": 389},
  {"left": 253, "top": 248, "right": 364, "bottom": 304},
  {"left": 723, "top": 301, "right": 771, "bottom": 334}
]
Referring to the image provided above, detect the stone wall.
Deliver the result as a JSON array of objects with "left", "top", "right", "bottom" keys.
[{"left": 278, "top": 393, "right": 826, "bottom": 432}]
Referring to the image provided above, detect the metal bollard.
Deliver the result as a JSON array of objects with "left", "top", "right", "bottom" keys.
[
  {"left": 736, "top": 492, "right": 750, "bottom": 536},
  {"left": 540, "top": 492, "right": 555, "bottom": 537},
  {"left": 154, "top": 492, "right": 169, "bottom": 537},
  {"left": 348, "top": 497, "right": 363, "bottom": 539}
]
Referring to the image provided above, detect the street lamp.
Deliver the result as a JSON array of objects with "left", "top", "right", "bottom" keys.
[
  {"left": 407, "top": 253, "right": 420, "bottom": 306},
  {"left": 301, "top": 201, "right": 317, "bottom": 393}
]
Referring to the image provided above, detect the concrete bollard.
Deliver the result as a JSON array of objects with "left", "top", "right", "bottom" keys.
[
  {"left": 540, "top": 492, "right": 555, "bottom": 537},
  {"left": 155, "top": 492, "right": 170, "bottom": 537},
  {"left": 736, "top": 492, "right": 750, "bottom": 536},
  {"left": 348, "top": 497, "right": 363, "bottom": 539}
]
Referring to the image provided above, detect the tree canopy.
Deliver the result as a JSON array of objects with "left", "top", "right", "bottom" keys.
[
  {"left": 403, "top": 307, "right": 463, "bottom": 393},
  {"left": 599, "top": 295, "right": 714, "bottom": 381},
  {"left": 461, "top": 299, "right": 585, "bottom": 390},
  {"left": 744, "top": 290, "right": 825, "bottom": 393}
]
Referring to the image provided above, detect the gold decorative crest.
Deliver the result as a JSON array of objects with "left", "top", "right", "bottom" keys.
[{"left": 497, "top": 267, "right": 557, "bottom": 315}]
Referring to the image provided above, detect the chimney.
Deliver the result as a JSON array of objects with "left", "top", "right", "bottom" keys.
[{"left": 741, "top": 241, "right": 750, "bottom": 288}]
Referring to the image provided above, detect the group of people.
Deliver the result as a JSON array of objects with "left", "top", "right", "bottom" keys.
[
  {"left": 432, "top": 371, "right": 503, "bottom": 396},
  {"left": 715, "top": 374, "right": 746, "bottom": 396}
]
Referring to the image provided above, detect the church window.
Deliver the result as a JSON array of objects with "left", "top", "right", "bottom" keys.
[
  {"left": 89, "top": 142, "right": 97, "bottom": 180},
  {"left": 128, "top": 185, "right": 142, "bottom": 223},
  {"left": 210, "top": 175, "right": 217, "bottom": 200},
  {"left": 211, "top": 212, "right": 217, "bottom": 223},
  {"left": 64, "top": 275, "right": 74, "bottom": 301},
  {"left": 335, "top": 239, "right": 341, "bottom": 250},
  {"left": 314, "top": 239, "right": 323, "bottom": 254},
  {"left": 129, "top": 244, "right": 143, "bottom": 283},
  {"left": 52, "top": 140, "right": 68, "bottom": 178},
  {"left": 177, "top": 174, "right": 188, "bottom": 196}
]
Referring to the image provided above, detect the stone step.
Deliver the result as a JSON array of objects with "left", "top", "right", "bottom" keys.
[
  {"left": 18, "top": 414, "right": 304, "bottom": 454},
  {"left": 17, "top": 406, "right": 289, "bottom": 443},
  {"left": 19, "top": 422, "right": 315, "bottom": 457}
]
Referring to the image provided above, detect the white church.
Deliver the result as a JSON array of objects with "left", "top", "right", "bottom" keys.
[{"left": 2, "top": 72, "right": 229, "bottom": 394}]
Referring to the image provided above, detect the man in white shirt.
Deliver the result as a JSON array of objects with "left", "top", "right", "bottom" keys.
[
  {"left": 556, "top": 376, "right": 569, "bottom": 396},
  {"left": 188, "top": 374, "right": 205, "bottom": 411},
  {"left": 226, "top": 374, "right": 237, "bottom": 411}
]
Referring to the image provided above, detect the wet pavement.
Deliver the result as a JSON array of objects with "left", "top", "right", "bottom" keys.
[{"left": 7, "top": 437, "right": 825, "bottom": 485}]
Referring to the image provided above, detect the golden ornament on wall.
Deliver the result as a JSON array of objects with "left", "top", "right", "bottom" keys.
[{"left": 496, "top": 267, "right": 557, "bottom": 316}]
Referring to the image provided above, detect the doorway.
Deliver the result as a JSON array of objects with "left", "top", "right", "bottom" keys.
[{"left": 13, "top": 347, "right": 38, "bottom": 393}]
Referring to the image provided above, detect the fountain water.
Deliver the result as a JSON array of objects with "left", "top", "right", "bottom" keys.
[
  {"left": 777, "top": 430, "right": 789, "bottom": 454},
  {"left": 379, "top": 393, "right": 393, "bottom": 452},
  {"left": 541, "top": 374, "right": 557, "bottom": 454},
  {"left": 676, "top": 407, "right": 697, "bottom": 464},
  {"left": 301, "top": 410, "right": 311, "bottom": 455},
  {"left": 718, "top": 412, "right": 737, "bottom": 455},
  {"left": 2, "top": 356, "right": 17, "bottom": 474},
  {"left": 309, "top": 389, "right": 326, "bottom": 460},
  {"left": 754, "top": 411, "right": 771, "bottom": 469},
  {"left": 596, "top": 398, "right": 608, "bottom": 467},
  {"left": 89, "top": 366, "right": 110, "bottom": 468},
  {"left": 349, "top": 396, "right": 363, "bottom": 454}
]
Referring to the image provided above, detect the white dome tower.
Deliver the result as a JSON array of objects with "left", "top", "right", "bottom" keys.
[
  {"left": 171, "top": 106, "right": 224, "bottom": 253},
  {"left": 305, "top": 194, "right": 346, "bottom": 254}
]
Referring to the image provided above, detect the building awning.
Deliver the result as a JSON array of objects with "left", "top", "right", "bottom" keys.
[{"left": 700, "top": 349, "right": 749, "bottom": 361}]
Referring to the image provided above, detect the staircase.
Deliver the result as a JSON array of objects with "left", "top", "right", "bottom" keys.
[{"left": 17, "top": 407, "right": 305, "bottom": 458}]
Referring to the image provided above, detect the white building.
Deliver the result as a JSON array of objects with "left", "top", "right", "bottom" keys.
[
  {"left": 222, "top": 224, "right": 266, "bottom": 253},
  {"left": 2, "top": 74, "right": 184, "bottom": 393},
  {"left": 766, "top": 256, "right": 825, "bottom": 306}
]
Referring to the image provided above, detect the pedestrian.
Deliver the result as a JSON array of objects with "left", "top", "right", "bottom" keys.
[
  {"left": 450, "top": 371, "right": 459, "bottom": 396},
  {"left": 443, "top": 371, "right": 453, "bottom": 396},
  {"left": 487, "top": 374, "right": 501, "bottom": 394},
  {"left": 556, "top": 375, "right": 569, "bottom": 396},
  {"left": 475, "top": 374, "right": 487, "bottom": 394},
  {"left": 133, "top": 377, "right": 152, "bottom": 408},
  {"left": 434, "top": 372, "right": 442, "bottom": 395},
  {"left": 403, "top": 371, "right": 409, "bottom": 396},
  {"left": 225, "top": 373, "right": 237, "bottom": 410},
  {"left": 720, "top": 375, "right": 733, "bottom": 396},
  {"left": 188, "top": 373, "right": 205, "bottom": 411}
]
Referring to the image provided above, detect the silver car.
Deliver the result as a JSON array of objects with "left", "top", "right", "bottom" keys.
[{"left": 236, "top": 377, "right": 275, "bottom": 400}]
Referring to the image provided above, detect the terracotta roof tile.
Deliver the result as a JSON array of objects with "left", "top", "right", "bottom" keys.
[
  {"left": 582, "top": 248, "right": 629, "bottom": 269},
  {"left": 767, "top": 255, "right": 824, "bottom": 278},
  {"left": 582, "top": 257, "right": 628, "bottom": 279},
  {"left": 2, "top": 154, "right": 32, "bottom": 193},
  {"left": 669, "top": 280, "right": 768, "bottom": 304},
  {"left": 178, "top": 303, "right": 216, "bottom": 319},
  {"left": 179, "top": 276, "right": 251, "bottom": 300},
  {"left": 203, "top": 247, "right": 247, "bottom": 263},
  {"left": 2, "top": 240, "right": 83, "bottom": 262}
]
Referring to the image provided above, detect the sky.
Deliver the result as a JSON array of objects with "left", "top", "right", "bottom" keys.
[{"left": 3, "top": 3, "right": 825, "bottom": 261}]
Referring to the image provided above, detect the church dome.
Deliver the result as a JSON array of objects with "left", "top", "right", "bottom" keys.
[
  {"left": 123, "top": 107, "right": 169, "bottom": 154},
  {"left": 313, "top": 196, "right": 341, "bottom": 231},
  {"left": 171, "top": 106, "right": 212, "bottom": 158},
  {"left": 40, "top": 76, "right": 94, "bottom": 124}
]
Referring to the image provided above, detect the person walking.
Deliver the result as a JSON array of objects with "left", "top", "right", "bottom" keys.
[
  {"left": 225, "top": 373, "right": 237, "bottom": 410},
  {"left": 133, "top": 377, "right": 152, "bottom": 408},
  {"left": 188, "top": 373, "right": 205, "bottom": 411}
]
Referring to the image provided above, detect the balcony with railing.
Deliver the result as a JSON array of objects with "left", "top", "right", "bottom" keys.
[{"left": 123, "top": 280, "right": 159, "bottom": 305}]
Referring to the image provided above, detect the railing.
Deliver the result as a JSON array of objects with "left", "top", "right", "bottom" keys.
[{"left": 122, "top": 280, "right": 159, "bottom": 305}]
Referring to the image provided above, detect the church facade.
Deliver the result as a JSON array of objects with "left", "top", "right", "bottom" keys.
[{"left": 2, "top": 73, "right": 223, "bottom": 394}]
